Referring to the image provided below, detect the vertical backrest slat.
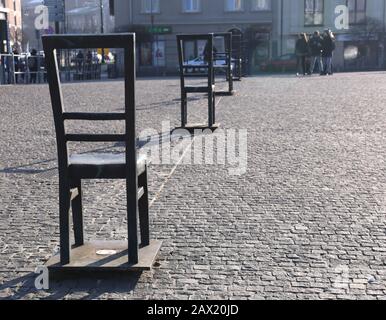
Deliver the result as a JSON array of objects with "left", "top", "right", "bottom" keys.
[
  {"left": 42, "top": 42, "right": 69, "bottom": 170},
  {"left": 207, "top": 34, "right": 214, "bottom": 88},
  {"left": 124, "top": 36, "right": 139, "bottom": 261},
  {"left": 124, "top": 35, "right": 138, "bottom": 197},
  {"left": 176, "top": 36, "right": 185, "bottom": 88}
]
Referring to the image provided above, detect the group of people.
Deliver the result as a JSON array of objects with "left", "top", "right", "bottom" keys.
[
  {"left": 11, "top": 48, "right": 43, "bottom": 84},
  {"left": 295, "top": 29, "right": 336, "bottom": 76}
]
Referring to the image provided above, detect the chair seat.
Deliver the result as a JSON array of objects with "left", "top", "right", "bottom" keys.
[
  {"left": 69, "top": 153, "right": 147, "bottom": 179},
  {"left": 184, "top": 85, "right": 215, "bottom": 93}
]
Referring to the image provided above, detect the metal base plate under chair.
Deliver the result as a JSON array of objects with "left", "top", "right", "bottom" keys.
[
  {"left": 45, "top": 240, "right": 163, "bottom": 275},
  {"left": 174, "top": 123, "right": 220, "bottom": 134}
]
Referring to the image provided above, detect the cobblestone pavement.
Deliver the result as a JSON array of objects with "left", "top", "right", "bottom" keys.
[{"left": 1, "top": 73, "right": 386, "bottom": 300}]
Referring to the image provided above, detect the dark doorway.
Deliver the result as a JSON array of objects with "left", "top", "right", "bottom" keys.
[{"left": 0, "top": 19, "right": 9, "bottom": 53}]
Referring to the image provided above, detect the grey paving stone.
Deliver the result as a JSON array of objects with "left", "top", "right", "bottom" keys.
[{"left": 1, "top": 74, "right": 386, "bottom": 299}]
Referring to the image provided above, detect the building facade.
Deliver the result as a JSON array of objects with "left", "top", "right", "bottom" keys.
[
  {"left": 275, "top": 0, "right": 386, "bottom": 72},
  {"left": 114, "top": 0, "right": 386, "bottom": 74},
  {"left": 0, "top": 0, "right": 22, "bottom": 53},
  {"left": 114, "top": 0, "right": 275, "bottom": 75},
  {"left": 21, "top": 0, "right": 114, "bottom": 53}
]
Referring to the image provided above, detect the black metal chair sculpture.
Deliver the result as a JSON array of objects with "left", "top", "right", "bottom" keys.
[
  {"left": 176, "top": 34, "right": 218, "bottom": 132},
  {"left": 42, "top": 34, "right": 161, "bottom": 272},
  {"left": 231, "top": 34, "right": 243, "bottom": 81},
  {"left": 213, "top": 32, "right": 234, "bottom": 96}
]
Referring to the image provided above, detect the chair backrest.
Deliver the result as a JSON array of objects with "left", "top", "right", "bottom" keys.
[
  {"left": 213, "top": 32, "right": 232, "bottom": 67},
  {"left": 232, "top": 34, "right": 242, "bottom": 59},
  {"left": 213, "top": 32, "right": 232, "bottom": 55},
  {"left": 176, "top": 33, "right": 214, "bottom": 86},
  {"left": 42, "top": 34, "right": 137, "bottom": 178}
]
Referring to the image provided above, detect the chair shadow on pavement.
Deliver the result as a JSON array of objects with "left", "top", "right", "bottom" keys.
[{"left": 0, "top": 272, "right": 142, "bottom": 300}]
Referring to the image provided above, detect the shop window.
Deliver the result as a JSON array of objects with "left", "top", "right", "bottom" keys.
[{"left": 139, "top": 41, "right": 166, "bottom": 66}]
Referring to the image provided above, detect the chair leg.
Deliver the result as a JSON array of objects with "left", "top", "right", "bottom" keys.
[
  {"left": 213, "top": 91, "right": 216, "bottom": 125},
  {"left": 181, "top": 92, "right": 187, "bottom": 127},
  {"left": 127, "top": 179, "right": 139, "bottom": 264},
  {"left": 138, "top": 167, "right": 150, "bottom": 247},
  {"left": 184, "top": 95, "right": 188, "bottom": 126},
  {"left": 229, "top": 69, "right": 233, "bottom": 93},
  {"left": 209, "top": 90, "right": 215, "bottom": 127},
  {"left": 59, "top": 182, "right": 71, "bottom": 265},
  {"left": 208, "top": 92, "right": 213, "bottom": 127},
  {"left": 71, "top": 179, "right": 84, "bottom": 247}
]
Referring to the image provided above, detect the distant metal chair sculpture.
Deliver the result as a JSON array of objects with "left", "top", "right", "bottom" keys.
[
  {"left": 176, "top": 33, "right": 218, "bottom": 132},
  {"left": 231, "top": 34, "right": 243, "bottom": 81},
  {"left": 213, "top": 32, "right": 234, "bottom": 96},
  {"left": 42, "top": 34, "right": 161, "bottom": 272}
]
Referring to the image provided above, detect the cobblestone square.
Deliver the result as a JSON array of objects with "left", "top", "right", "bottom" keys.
[{"left": 1, "top": 73, "right": 386, "bottom": 300}]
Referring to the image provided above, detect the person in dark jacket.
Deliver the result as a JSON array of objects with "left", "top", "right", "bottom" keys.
[
  {"left": 76, "top": 50, "right": 84, "bottom": 73},
  {"left": 309, "top": 31, "right": 323, "bottom": 75},
  {"left": 295, "top": 33, "right": 309, "bottom": 76},
  {"left": 28, "top": 49, "right": 38, "bottom": 83},
  {"left": 12, "top": 47, "right": 20, "bottom": 83},
  {"left": 321, "top": 29, "right": 336, "bottom": 75}
]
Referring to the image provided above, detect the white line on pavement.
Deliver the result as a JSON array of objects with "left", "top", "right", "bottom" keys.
[{"left": 149, "top": 96, "right": 223, "bottom": 208}]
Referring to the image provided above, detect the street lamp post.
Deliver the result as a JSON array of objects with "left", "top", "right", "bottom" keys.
[
  {"left": 62, "top": 0, "right": 71, "bottom": 81},
  {"left": 100, "top": 0, "right": 105, "bottom": 63},
  {"left": 150, "top": 0, "right": 159, "bottom": 75},
  {"left": 151, "top": 0, "right": 154, "bottom": 66}
]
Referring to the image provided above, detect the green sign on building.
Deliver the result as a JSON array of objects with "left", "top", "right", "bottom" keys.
[{"left": 147, "top": 26, "right": 172, "bottom": 35}]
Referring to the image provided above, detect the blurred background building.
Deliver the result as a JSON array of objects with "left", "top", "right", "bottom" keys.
[
  {"left": 21, "top": 0, "right": 114, "bottom": 53},
  {"left": 0, "top": 0, "right": 22, "bottom": 53},
  {"left": 113, "top": 0, "right": 275, "bottom": 75},
  {"left": 2, "top": 0, "right": 386, "bottom": 75},
  {"left": 275, "top": 0, "right": 386, "bottom": 72},
  {"left": 113, "top": 0, "right": 386, "bottom": 75}
]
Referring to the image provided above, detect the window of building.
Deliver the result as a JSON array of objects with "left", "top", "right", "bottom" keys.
[
  {"left": 347, "top": 0, "right": 366, "bottom": 24},
  {"left": 304, "top": 0, "right": 324, "bottom": 26},
  {"left": 251, "top": 0, "right": 271, "bottom": 11},
  {"left": 140, "top": 42, "right": 152, "bottom": 66},
  {"left": 153, "top": 41, "right": 165, "bottom": 66},
  {"left": 141, "top": 0, "right": 160, "bottom": 14},
  {"left": 139, "top": 41, "right": 166, "bottom": 66},
  {"left": 225, "top": 0, "right": 244, "bottom": 12},
  {"left": 182, "top": 0, "right": 200, "bottom": 13}
]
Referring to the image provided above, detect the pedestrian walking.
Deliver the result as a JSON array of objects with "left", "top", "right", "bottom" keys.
[
  {"left": 309, "top": 31, "right": 323, "bottom": 75},
  {"left": 295, "top": 33, "right": 309, "bottom": 76},
  {"left": 86, "top": 51, "right": 92, "bottom": 65},
  {"left": 28, "top": 49, "right": 38, "bottom": 83},
  {"left": 76, "top": 50, "right": 84, "bottom": 73},
  {"left": 13, "top": 48, "right": 20, "bottom": 83},
  {"left": 321, "top": 29, "right": 336, "bottom": 75}
]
